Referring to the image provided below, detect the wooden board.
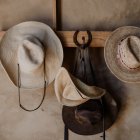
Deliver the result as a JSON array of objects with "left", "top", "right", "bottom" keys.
[
  {"left": 0, "top": 31, "right": 111, "bottom": 47},
  {"left": 51, "top": 0, "right": 112, "bottom": 47},
  {"left": 57, "top": 31, "right": 111, "bottom": 47},
  {"left": 52, "top": 0, "right": 57, "bottom": 30}
]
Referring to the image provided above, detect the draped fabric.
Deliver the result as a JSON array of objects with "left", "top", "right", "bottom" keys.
[{"left": 64, "top": 41, "right": 105, "bottom": 140}]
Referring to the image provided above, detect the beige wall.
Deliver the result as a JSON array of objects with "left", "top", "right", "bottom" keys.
[
  {"left": 0, "top": 0, "right": 140, "bottom": 140},
  {"left": 1, "top": 0, "right": 140, "bottom": 31},
  {"left": 61, "top": 0, "right": 140, "bottom": 30},
  {"left": 0, "top": 0, "right": 53, "bottom": 30}
]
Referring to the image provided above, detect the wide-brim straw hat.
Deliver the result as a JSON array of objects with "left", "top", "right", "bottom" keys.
[
  {"left": 62, "top": 93, "right": 118, "bottom": 135},
  {"left": 104, "top": 26, "right": 140, "bottom": 82},
  {"left": 54, "top": 67, "right": 106, "bottom": 106},
  {"left": 0, "top": 21, "right": 63, "bottom": 89}
]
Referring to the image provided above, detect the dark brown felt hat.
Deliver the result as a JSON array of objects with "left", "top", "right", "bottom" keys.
[{"left": 62, "top": 93, "right": 118, "bottom": 135}]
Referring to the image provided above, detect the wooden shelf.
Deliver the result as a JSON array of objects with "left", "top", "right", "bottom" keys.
[
  {"left": 0, "top": 31, "right": 111, "bottom": 47},
  {"left": 57, "top": 31, "right": 111, "bottom": 47}
]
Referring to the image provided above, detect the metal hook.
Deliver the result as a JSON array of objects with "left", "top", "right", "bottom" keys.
[{"left": 73, "top": 30, "right": 92, "bottom": 49}]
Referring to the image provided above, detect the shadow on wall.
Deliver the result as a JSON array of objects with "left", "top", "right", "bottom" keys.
[{"left": 90, "top": 48, "right": 128, "bottom": 110}]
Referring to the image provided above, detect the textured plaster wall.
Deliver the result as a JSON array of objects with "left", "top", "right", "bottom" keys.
[
  {"left": 0, "top": 0, "right": 140, "bottom": 140},
  {"left": 0, "top": 0, "right": 53, "bottom": 30},
  {"left": 61, "top": 0, "right": 140, "bottom": 30}
]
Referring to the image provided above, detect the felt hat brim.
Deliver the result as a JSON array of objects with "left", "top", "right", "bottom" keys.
[
  {"left": 62, "top": 93, "right": 118, "bottom": 135},
  {"left": 104, "top": 26, "right": 140, "bottom": 83}
]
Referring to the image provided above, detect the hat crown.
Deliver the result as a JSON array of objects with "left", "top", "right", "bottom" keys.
[
  {"left": 0, "top": 21, "right": 63, "bottom": 89},
  {"left": 18, "top": 36, "right": 44, "bottom": 73},
  {"left": 118, "top": 36, "right": 140, "bottom": 69},
  {"left": 75, "top": 100, "right": 102, "bottom": 125}
]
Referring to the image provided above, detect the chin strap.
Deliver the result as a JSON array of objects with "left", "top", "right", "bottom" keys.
[
  {"left": 17, "top": 57, "right": 47, "bottom": 112},
  {"left": 64, "top": 125, "right": 69, "bottom": 140},
  {"left": 100, "top": 98, "right": 106, "bottom": 140}
]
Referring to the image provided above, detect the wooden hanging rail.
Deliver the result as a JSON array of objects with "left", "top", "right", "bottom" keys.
[
  {"left": 56, "top": 31, "right": 111, "bottom": 47},
  {"left": 50, "top": 0, "right": 112, "bottom": 47},
  {"left": 52, "top": 0, "right": 57, "bottom": 30},
  {"left": 0, "top": 31, "right": 111, "bottom": 47}
]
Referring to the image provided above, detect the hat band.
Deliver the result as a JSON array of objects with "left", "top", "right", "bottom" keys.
[{"left": 118, "top": 44, "right": 140, "bottom": 70}]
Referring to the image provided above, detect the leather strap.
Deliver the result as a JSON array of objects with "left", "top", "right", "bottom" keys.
[
  {"left": 64, "top": 31, "right": 106, "bottom": 140},
  {"left": 64, "top": 125, "right": 69, "bottom": 140},
  {"left": 100, "top": 98, "right": 106, "bottom": 140},
  {"left": 17, "top": 56, "right": 47, "bottom": 112},
  {"left": 73, "top": 47, "right": 96, "bottom": 85}
]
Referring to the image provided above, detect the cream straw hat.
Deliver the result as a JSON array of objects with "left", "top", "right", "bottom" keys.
[
  {"left": 104, "top": 26, "right": 140, "bottom": 82},
  {"left": 54, "top": 67, "right": 105, "bottom": 106},
  {"left": 0, "top": 21, "right": 63, "bottom": 89}
]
